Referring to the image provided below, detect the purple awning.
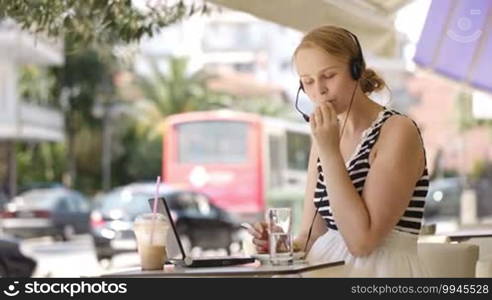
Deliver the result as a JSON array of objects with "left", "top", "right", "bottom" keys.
[{"left": 414, "top": 0, "right": 492, "bottom": 93}]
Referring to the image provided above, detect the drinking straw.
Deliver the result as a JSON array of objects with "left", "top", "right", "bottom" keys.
[
  {"left": 152, "top": 176, "right": 160, "bottom": 215},
  {"left": 150, "top": 176, "right": 161, "bottom": 244}
]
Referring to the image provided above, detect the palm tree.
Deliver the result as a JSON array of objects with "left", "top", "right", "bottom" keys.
[
  {"left": 133, "top": 56, "right": 293, "bottom": 138},
  {"left": 133, "top": 57, "right": 225, "bottom": 139}
]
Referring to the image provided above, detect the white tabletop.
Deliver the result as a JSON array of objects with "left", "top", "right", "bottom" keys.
[{"left": 100, "top": 260, "right": 345, "bottom": 278}]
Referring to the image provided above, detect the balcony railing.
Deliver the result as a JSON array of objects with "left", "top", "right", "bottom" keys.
[{"left": 0, "top": 102, "right": 64, "bottom": 142}]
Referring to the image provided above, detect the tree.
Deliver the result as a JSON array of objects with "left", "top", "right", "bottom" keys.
[
  {"left": 219, "top": 95, "right": 291, "bottom": 118},
  {"left": 111, "top": 118, "right": 163, "bottom": 184},
  {"left": 18, "top": 65, "right": 57, "bottom": 106},
  {"left": 1, "top": 0, "right": 215, "bottom": 193},
  {"left": 134, "top": 57, "right": 291, "bottom": 138},
  {"left": 109, "top": 57, "right": 222, "bottom": 182},
  {"left": 15, "top": 66, "right": 63, "bottom": 191},
  {"left": 0, "top": 0, "right": 212, "bottom": 50},
  {"left": 132, "top": 57, "right": 225, "bottom": 139},
  {"left": 14, "top": 50, "right": 109, "bottom": 193},
  {"left": 48, "top": 44, "right": 116, "bottom": 191}
]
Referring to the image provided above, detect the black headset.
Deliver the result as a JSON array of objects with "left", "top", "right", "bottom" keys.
[{"left": 295, "top": 29, "right": 365, "bottom": 122}]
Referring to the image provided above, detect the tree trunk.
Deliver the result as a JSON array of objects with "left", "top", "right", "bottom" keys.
[
  {"left": 6, "top": 141, "right": 17, "bottom": 197},
  {"left": 65, "top": 115, "right": 76, "bottom": 188}
]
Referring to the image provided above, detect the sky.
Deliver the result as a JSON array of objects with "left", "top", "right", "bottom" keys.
[{"left": 395, "top": 0, "right": 432, "bottom": 71}]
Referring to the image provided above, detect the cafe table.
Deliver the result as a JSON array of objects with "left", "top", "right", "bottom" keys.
[
  {"left": 443, "top": 227, "right": 492, "bottom": 242},
  {"left": 100, "top": 260, "right": 346, "bottom": 278}
]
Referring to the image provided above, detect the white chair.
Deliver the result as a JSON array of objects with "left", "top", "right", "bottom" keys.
[
  {"left": 462, "top": 237, "right": 492, "bottom": 277},
  {"left": 418, "top": 242, "right": 479, "bottom": 277},
  {"left": 475, "top": 259, "right": 492, "bottom": 277},
  {"left": 463, "top": 237, "right": 492, "bottom": 260}
]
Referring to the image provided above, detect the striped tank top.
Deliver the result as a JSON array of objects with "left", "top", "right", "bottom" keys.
[{"left": 313, "top": 107, "right": 429, "bottom": 235}]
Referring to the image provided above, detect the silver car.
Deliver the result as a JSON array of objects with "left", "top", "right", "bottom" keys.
[{"left": 1, "top": 187, "right": 91, "bottom": 241}]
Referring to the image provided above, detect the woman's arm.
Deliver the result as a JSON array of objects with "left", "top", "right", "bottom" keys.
[
  {"left": 293, "top": 141, "right": 328, "bottom": 252},
  {"left": 317, "top": 115, "right": 425, "bottom": 256}
]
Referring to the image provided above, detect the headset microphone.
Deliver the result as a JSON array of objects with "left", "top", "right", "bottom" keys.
[{"left": 295, "top": 83, "right": 310, "bottom": 122}]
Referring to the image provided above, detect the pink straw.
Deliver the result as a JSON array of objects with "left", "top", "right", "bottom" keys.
[{"left": 150, "top": 176, "right": 161, "bottom": 244}]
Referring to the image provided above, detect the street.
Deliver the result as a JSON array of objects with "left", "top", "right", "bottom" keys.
[
  {"left": 19, "top": 235, "right": 140, "bottom": 278},
  {"left": 19, "top": 233, "right": 253, "bottom": 278}
]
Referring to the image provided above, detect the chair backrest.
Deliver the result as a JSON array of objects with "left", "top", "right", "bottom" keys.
[
  {"left": 418, "top": 242, "right": 479, "bottom": 277},
  {"left": 475, "top": 259, "right": 492, "bottom": 277},
  {"left": 463, "top": 237, "right": 492, "bottom": 260},
  {"left": 463, "top": 237, "right": 492, "bottom": 277}
]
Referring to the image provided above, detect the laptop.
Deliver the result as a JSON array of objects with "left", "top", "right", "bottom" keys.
[{"left": 148, "top": 197, "right": 255, "bottom": 268}]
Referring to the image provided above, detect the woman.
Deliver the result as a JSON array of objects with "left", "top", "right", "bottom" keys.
[{"left": 249, "top": 25, "right": 430, "bottom": 277}]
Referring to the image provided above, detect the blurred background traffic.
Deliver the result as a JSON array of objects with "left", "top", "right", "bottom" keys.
[{"left": 1, "top": 0, "right": 492, "bottom": 277}]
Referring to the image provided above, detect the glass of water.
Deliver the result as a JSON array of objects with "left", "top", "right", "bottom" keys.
[{"left": 266, "top": 207, "right": 293, "bottom": 265}]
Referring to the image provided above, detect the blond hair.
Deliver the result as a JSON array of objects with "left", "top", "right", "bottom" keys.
[{"left": 293, "top": 25, "right": 385, "bottom": 94}]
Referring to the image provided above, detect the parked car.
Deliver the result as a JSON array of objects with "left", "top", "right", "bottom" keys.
[
  {"left": 0, "top": 187, "right": 91, "bottom": 241},
  {"left": 424, "top": 177, "right": 462, "bottom": 219},
  {"left": 0, "top": 235, "right": 36, "bottom": 277},
  {"left": 0, "top": 191, "right": 7, "bottom": 212},
  {"left": 423, "top": 177, "right": 492, "bottom": 222},
  {"left": 17, "top": 182, "right": 64, "bottom": 195},
  {"left": 90, "top": 182, "right": 243, "bottom": 261}
]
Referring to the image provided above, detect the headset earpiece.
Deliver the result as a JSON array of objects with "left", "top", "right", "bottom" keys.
[
  {"left": 350, "top": 57, "right": 363, "bottom": 80},
  {"left": 299, "top": 80, "right": 304, "bottom": 92},
  {"left": 344, "top": 29, "right": 365, "bottom": 81}
]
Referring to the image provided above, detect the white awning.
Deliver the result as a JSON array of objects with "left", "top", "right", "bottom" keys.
[{"left": 206, "top": 0, "right": 411, "bottom": 57}]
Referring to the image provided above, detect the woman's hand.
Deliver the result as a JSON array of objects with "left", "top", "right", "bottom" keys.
[
  {"left": 246, "top": 222, "right": 269, "bottom": 254},
  {"left": 246, "top": 222, "right": 293, "bottom": 254},
  {"left": 292, "top": 237, "right": 305, "bottom": 253},
  {"left": 310, "top": 102, "right": 340, "bottom": 152}
]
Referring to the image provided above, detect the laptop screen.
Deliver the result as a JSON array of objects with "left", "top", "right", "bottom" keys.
[{"left": 147, "top": 197, "right": 187, "bottom": 260}]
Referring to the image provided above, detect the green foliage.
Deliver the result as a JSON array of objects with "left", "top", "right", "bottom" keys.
[
  {"left": 112, "top": 120, "right": 162, "bottom": 184},
  {"left": 16, "top": 142, "right": 66, "bottom": 187},
  {"left": 15, "top": 46, "right": 116, "bottom": 193},
  {"left": 454, "top": 91, "right": 492, "bottom": 132},
  {"left": 137, "top": 57, "right": 207, "bottom": 113},
  {"left": 470, "top": 159, "right": 492, "bottom": 181},
  {"left": 454, "top": 91, "right": 475, "bottom": 132},
  {"left": 18, "top": 65, "right": 57, "bottom": 106},
  {"left": 0, "top": 0, "right": 212, "bottom": 50},
  {"left": 133, "top": 57, "right": 290, "bottom": 140},
  {"left": 218, "top": 95, "right": 290, "bottom": 117},
  {"left": 133, "top": 57, "right": 224, "bottom": 139}
]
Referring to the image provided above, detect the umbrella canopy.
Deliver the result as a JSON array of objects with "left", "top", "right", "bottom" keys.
[
  {"left": 207, "top": 0, "right": 411, "bottom": 57},
  {"left": 414, "top": 0, "right": 492, "bottom": 93}
]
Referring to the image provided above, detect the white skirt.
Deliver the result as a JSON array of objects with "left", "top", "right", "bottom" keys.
[{"left": 306, "top": 229, "right": 431, "bottom": 277}]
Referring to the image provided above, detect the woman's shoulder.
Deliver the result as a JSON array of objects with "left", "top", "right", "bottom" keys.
[
  {"left": 374, "top": 109, "right": 426, "bottom": 176},
  {"left": 378, "top": 111, "right": 423, "bottom": 149},
  {"left": 381, "top": 107, "right": 419, "bottom": 130}
]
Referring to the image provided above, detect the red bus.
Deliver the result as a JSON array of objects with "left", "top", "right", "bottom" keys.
[{"left": 162, "top": 110, "right": 311, "bottom": 222}]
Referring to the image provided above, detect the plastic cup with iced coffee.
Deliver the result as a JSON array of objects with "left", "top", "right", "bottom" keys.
[{"left": 133, "top": 213, "right": 170, "bottom": 270}]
